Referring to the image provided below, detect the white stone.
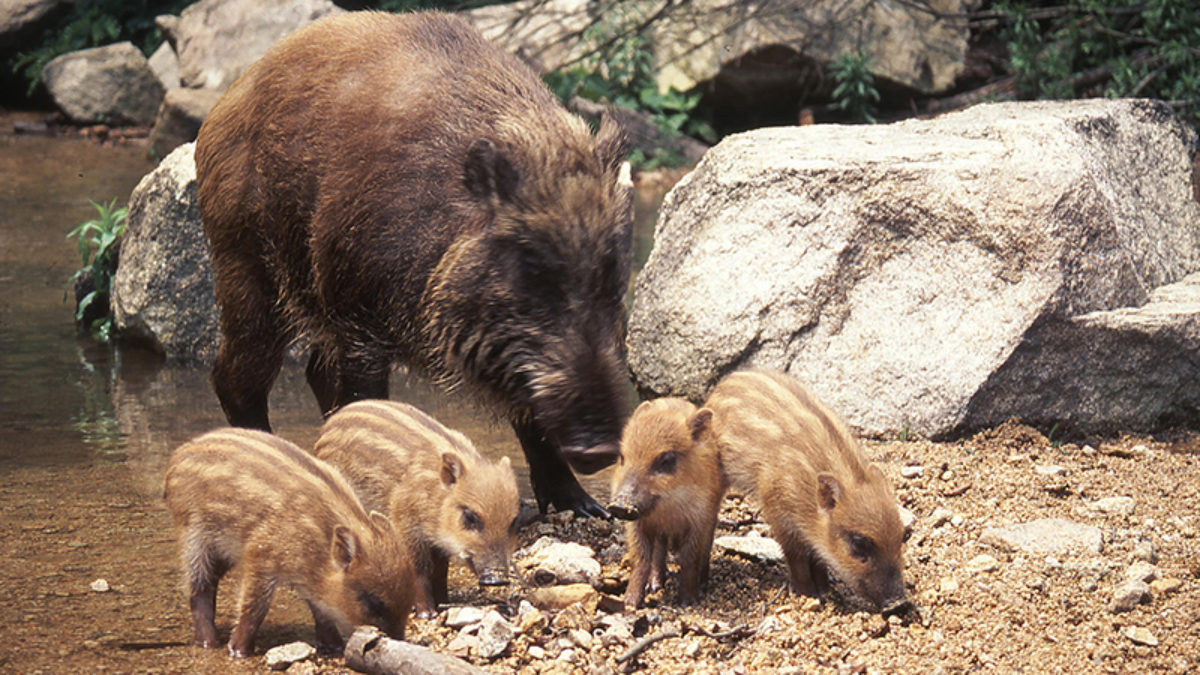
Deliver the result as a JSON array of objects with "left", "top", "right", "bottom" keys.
[
  {"left": 264, "top": 641, "right": 315, "bottom": 671},
  {"left": 900, "top": 465, "right": 924, "bottom": 479},
  {"left": 1109, "top": 580, "right": 1150, "bottom": 613},
  {"left": 89, "top": 579, "right": 110, "bottom": 593},
  {"left": 980, "top": 518, "right": 1104, "bottom": 556},
  {"left": 1090, "top": 497, "right": 1136, "bottom": 517},
  {"left": 965, "top": 554, "right": 1000, "bottom": 574},
  {"left": 1124, "top": 626, "right": 1158, "bottom": 646},
  {"left": 517, "top": 537, "right": 601, "bottom": 587},
  {"left": 714, "top": 535, "right": 785, "bottom": 563}
]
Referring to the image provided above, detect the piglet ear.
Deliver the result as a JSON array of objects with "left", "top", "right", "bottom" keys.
[
  {"left": 689, "top": 408, "right": 714, "bottom": 442},
  {"left": 368, "top": 510, "right": 395, "bottom": 535},
  {"left": 817, "top": 473, "right": 843, "bottom": 512},
  {"left": 331, "top": 525, "right": 358, "bottom": 572},
  {"left": 594, "top": 112, "right": 628, "bottom": 176},
  {"left": 464, "top": 138, "right": 520, "bottom": 202},
  {"left": 441, "top": 452, "right": 465, "bottom": 487}
]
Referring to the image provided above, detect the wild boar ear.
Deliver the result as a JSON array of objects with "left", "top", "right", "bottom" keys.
[
  {"left": 817, "top": 473, "right": 843, "bottom": 512},
  {"left": 331, "top": 525, "right": 358, "bottom": 571},
  {"left": 368, "top": 510, "right": 395, "bottom": 535},
  {"left": 594, "top": 112, "right": 629, "bottom": 176},
  {"left": 464, "top": 138, "right": 520, "bottom": 203},
  {"left": 441, "top": 452, "right": 465, "bottom": 487},
  {"left": 689, "top": 408, "right": 714, "bottom": 442}
]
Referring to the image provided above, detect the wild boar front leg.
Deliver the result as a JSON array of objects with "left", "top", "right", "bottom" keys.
[
  {"left": 676, "top": 522, "right": 716, "bottom": 606},
  {"left": 227, "top": 567, "right": 277, "bottom": 658},
  {"left": 182, "top": 540, "right": 230, "bottom": 648},
  {"left": 306, "top": 600, "right": 343, "bottom": 654},
  {"left": 513, "top": 420, "right": 608, "bottom": 517},
  {"left": 623, "top": 523, "right": 654, "bottom": 610}
]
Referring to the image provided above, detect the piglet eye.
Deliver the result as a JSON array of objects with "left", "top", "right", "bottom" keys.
[
  {"left": 461, "top": 507, "right": 483, "bottom": 532},
  {"left": 651, "top": 451, "right": 678, "bottom": 475},
  {"left": 847, "top": 532, "right": 875, "bottom": 562}
]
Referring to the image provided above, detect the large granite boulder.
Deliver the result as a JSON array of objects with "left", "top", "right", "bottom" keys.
[
  {"left": 41, "top": 42, "right": 165, "bottom": 125},
  {"left": 111, "top": 143, "right": 219, "bottom": 363},
  {"left": 174, "top": 0, "right": 342, "bottom": 92},
  {"left": 147, "top": 86, "right": 223, "bottom": 159},
  {"left": 627, "top": 99, "right": 1200, "bottom": 438}
]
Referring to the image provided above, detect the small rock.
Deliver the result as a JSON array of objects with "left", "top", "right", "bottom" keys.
[
  {"left": 529, "top": 584, "right": 598, "bottom": 611},
  {"left": 478, "top": 609, "right": 516, "bottom": 659},
  {"left": 930, "top": 508, "right": 954, "bottom": 528},
  {"left": 264, "top": 641, "right": 315, "bottom": 671},
  {"left": 940, "top": 469, "right": 953, "bottom": 481},
  {"left": 518, "top": 537, "right": 601, "bottom": 586},
  {"left": 1132, "top": 540, "right": 1158, "bottom": 564},
  {"left": 1109, "top": 580, "right": 1150, "bottom": 613},
  {"left": 714, "top": 534, "right": 785, "bottom": 563},
  {"left": 89, "top": 579, "right": 110, "bottom": 593},
  {"left": 1124, "top": 626, "right": 1158, "bottom": 646},
  {"left": 568, "top": 628, "right": 593, "bottom": 650},
  {"left": 447, "top": 631, "right": 480, "bottom": 658},
  {"left": 900, "top": 465, "right": 924, "bottom": 479},
  {"left": 445, "top": 605, "right": 487, "bottom": 629},
  {"left": 527, "top": 645, "right": 546, "bottom": 659},
  {"left": 897, "top": 505, "right": 916, "bottom": 531},
  {"left": 965, "top": 554, "right": 1000, "bottom": 573},
  {"left": 286, "top": 662, "right": 317, "bottom": 675},
  {"left": 1168, "top": 515, "right": 1196, "bottom": 538},
  {"left": 938, "top": 577, "right": 959, "bottom": 595},
  {"left": 1081, "top": 444, "right": 1096, "bottom": 456},
  {"left": 950, "top": 514, "right": 964, "bottom": 527},
  {"left": 1090, "top": 496, "right": 1136, "bottom": 517},
  {"left": 980, "top": 518, "right": 1103, "bottom": 555},
  {"left": 800, "top": 596, "right": 822, "bottom": 612},
  {"left": 683, "top": 639, "right": 702, "bottom": 657},
  {"left": 557, "top": 648, "right": 576, "bottom": 662},
  {"left": 1035, "top": 464, "right": 1067, "bottom": 476},
  {"left": 551, "top": 601, "right": 594, "bottom": 632},
  {"left": 1125, "top": 561, "right": 1159, "bottom": 584},
  {"left": 1081, "top": 579, "right": 1098, "bottom": 593},
  {"left": 1149, "top": 578, "right": 1183, "bottom": 595},
  {"left": 517, "top": 600, "right": 547, "bottom": 634}
]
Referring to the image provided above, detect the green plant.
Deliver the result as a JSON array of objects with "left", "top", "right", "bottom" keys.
[
  {"left": 995, "top": 0, "right": 1200, "bottom": 129},
  {"left": 11, "top": 0, "right": 190, "bottom": 95},
  {"left": 830, "top": 49, "right": 881, "bottom": 123},
  {"left": 543, "top": 3, "right": 715, "bottom": 169},
  {"left": 67, "top": 199, "right": 127, "bottom": 342}
]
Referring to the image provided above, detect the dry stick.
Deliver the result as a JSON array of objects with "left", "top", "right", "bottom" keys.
[{"left": 616, "top": 626, "right": 682, "bottom": 664}]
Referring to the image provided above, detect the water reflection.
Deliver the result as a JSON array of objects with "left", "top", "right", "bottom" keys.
[{"left": 1, "top": 120, "right": 673, "bottom": 506}]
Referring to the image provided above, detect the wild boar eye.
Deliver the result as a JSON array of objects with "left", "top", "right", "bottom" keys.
[
  {"left": 358, "top": 590, "right": 389, "bottom": 622},
  {"left": 461, "top": 507, "right": 483, "bottom": 532},
  {"left": 651, "top": 451, "right": 678, "bottom": 475},
  {"left": 847, "top": 532, "right": 876, "bottom": 562}
]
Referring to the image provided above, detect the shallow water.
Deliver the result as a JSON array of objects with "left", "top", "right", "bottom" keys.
[{"left": 0, "top": 114, "right": 667, "bottom": 672}]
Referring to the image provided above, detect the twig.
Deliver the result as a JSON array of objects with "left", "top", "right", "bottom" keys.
[
  {"left": 695, "top": 622, "right": 755, "bottom": 641},
  {"left": 616, "top": 627, "right": 681, "bottom": 664}
]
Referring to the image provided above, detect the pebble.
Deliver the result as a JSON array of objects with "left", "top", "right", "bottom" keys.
[
  {"left": 965, "top": 554, "right": 1000, "bottom": 574},
  {"left": 1124, "top": 626, "right": 1158, "bottom": 646},
  {"left": 897, "top": 505, "right": 916, "bottom": 531},
  {"left": 930, "top": 508, "right": 953, "bottom": 528},
  {"left": 1090, "top": 496, "right": 1136, "bottom": 517},
  {"left": 714, "top": 534, "right": 785, "bottom": 563},
  {"left": 551, "top": 601, "right": 593, "bottom": 632},
  {"left": 1150, "top": 578, "right": 1183, "bottom": 595},
  {"left": 518, "top": 537, "right": 601, "bottom": 586},
  {"left": 800, "top": 596, "right": 821, "bottom": 612},
  {"left": 517, "top": 600, "right": 547, "bottom": 634},
  {"left": 1125, "top": 561, "right": 1159, "bottom": 584},
  {"left": 263, "top": 641, "right": 315, "bottom": 671},
  {"left": 447, "top": 632, "right": 480, "bottom": 658},
  {"left": 1035, "top": 464, "right": 1066, "bottom": 476},
  {"left": 938, "top": 577, "right": 959, "bottom": 594},
  {"left": 1109, "top": 580, "right": 1150, "bottom": 613},
  {"left": 89, "top": 579, "right": 110, "bottom": 593},
  {"left": 950, "top": 514, "right": 964, "bottom": 527},
  {"left": 285, "top": 662, "right": 317, "bottom": 675},
  {"left": 527, "top": 645, "right": 546, "bottom": 659},
  {"left": 529, "top": 584, "right": 597, "bottom": 611},
  {"left": 478, "top": 609, "right": 516, "bottom": 659},
  {"left": 557, "top": 648, "right": 576, "bottom": 663},
  {"left": 1132, "top": 540, "right": 1158, "bottom": 564},
  {"left": 683, "top": 639, "right": 702, "bottom": 657},
  {"left": 979, "top": 518, "right": 1103, "bottom": 555},
  {"left": 900, "top": 465, "right": 924, "bottom": 479},
  {"left": 445, "top": 605, "right": 487, "bottom": 629},
  {"left": 568, "top": 628, "right": 592, "bottom": 650}
]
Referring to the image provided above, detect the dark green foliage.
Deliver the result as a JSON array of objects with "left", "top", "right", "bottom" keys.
[
  {"left": 830, "top": 49, "right": 881, "bottom": 123},
  {"left": 995, "top": 0, "right": 1200, "bottom": 128},
  {"left": 543, "top": 6, "right": 715, "bottom": 169},
  {"left": 12, "top": 0, "right": 191, "bottom": 95},
  {"left": 67, "top": 199, "right": 127, "bottom": 343}
]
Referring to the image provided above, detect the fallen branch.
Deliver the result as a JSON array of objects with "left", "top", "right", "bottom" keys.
[
  {"left": 344, "top": 626, "right": 485, "bottom": 675},
  {"left": 616, "top": 626, "right": 681, "bottom": 664}
]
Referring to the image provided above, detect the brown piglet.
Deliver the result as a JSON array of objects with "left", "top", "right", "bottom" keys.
[
  {"left": 163, "top": 428, "right": 414, "bottom": 657},
  {"left": 314, "top": 400, "right": 520, "bottom": 616},
  {"left": 706, "top": 370, "right": 909, "bottom": 613},
  {"left": 608, "top": 398, "right": 724, "bottom": 609}
]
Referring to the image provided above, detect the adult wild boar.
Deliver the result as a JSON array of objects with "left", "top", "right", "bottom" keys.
[{"left": 194, "top": 11, "right": 633, "bottom": 516}]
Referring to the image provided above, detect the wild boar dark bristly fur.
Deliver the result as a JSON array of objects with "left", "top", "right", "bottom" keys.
[
  {"left": 314, "top": 400, "right": 520, "bottom": 617},
  {"left": 163, "top": 428, "right": 414, "bottom": 657},
  {"left": 706, "top": 370, "right": 909, "bottom": 614},
  {"left": 195, "top": 10, "right": 633, "bottom": 518}
]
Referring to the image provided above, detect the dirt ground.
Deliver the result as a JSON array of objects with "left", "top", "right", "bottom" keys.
[{"left": 2, "top": 421, "right": 1196, "bottom": 674}]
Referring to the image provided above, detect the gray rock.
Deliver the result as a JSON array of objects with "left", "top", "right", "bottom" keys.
[
  {"left": 900, "top": 465, "right": 924, "bottom": 479},
  {"left": 517, "top": 537, "right": 601, "bottom": 587},
  {"left": 1124, "top": 626, "right": 1158, "bottom": 647},
  {"left": 111, "top": 143, "right": 219, "bottom": 362},
  {"left": 42, "top": 42, "right": 165, "bottom": 125},
  {"left": 147, "top": 42, "right": 180, "bottom": 90},
  {"left": 148, "top": 87, "right": 223, "bottom": 159},
  {"left": 627, "top": 99, "right": 1200, "bottom": 439},
  {"left": 897, "top": 504, "right": 916, "bottom": 531},
  {"left": 1090, "top": 496, "right": 1136, "bottom": 517},
  {"left": 980, "top": 518, "right": 1103, "bottom": 556},
  {"left": 0, "top": 0, "right": 65, "bottom": 37},
  {"left": 1125, "top": 561, "right": 1159, "bottom": 584},
  {"left": 714, "top": 534, "right": 785, "bottom": 563},
  {"left": 965, "top": 554, "right": 1000, "bottom": 574},
  {"left": 264, "top": 641, "right": 314, "bottom": 670},
  {"left": 929, "top": 507, "right": 954, "bottom": 528},
  {"left": 477, "top": 609, "right": 516, "bottom": 659},
  {"left": 444, "top": 606, "right": 487, "bottom": 630},
  {"left": 175, "top": 0, "right": 343, "bottom": 92},
  {"left": 1132, "top": 540, "right": 1158, "bottom": 564},
  {"left": 1109, "top": 580, "right": 1150, "bottom": 613}
]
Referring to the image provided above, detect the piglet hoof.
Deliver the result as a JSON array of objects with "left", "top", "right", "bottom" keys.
[
  {"left": 226, "top": 643, "right": 253, "bottom": 659},
  {"left": 195, "top": 637, "right": 220, "bottom": 649}
]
